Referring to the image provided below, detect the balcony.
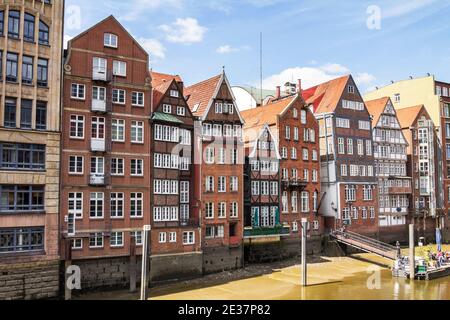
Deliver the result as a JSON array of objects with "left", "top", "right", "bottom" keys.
[
  {"left": 91, "top": 139, "right": 106, "bottom": 152},
  {"left": 379, "top": 207, "right": 409, "bottom": 215},
  {"left": 244, "top": 225, "right": 290, "bottom": 238},
  {"left": 92, "top": 99, "right": 107, "bottom": 112},
  {"left": 92, "top": 68, "right": 110, "bottom": 82},
  {"left": 90, "top": 174, "right": 105, "bottom": 186},
  {"left": 282, "top": 178, "right": 308, "bottom": 190},
  {"left": 388, "top": 186, "right": 412, "bottom": 195}
]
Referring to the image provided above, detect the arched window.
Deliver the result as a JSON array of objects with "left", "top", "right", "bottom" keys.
[
  {"left": 39, "top": 20, "right": 49, "bottom": 45},
  {"left": 8, "top": 10, "right": 20, "bottom": 39},
  {"left": 24, "top": 13, "right": 35, "bottom": 42}
]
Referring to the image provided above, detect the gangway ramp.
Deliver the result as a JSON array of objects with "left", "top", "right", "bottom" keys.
[{"left": 331, "top": 230, "right": 399, "bottom": 261}]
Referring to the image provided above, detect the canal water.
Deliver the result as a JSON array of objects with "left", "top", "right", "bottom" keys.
[
  {"left": 76, "top": 247, "right": 450, "bottom": 300},
  {"left": 150, "top": 254, "right": 450, "bottom": 300}
]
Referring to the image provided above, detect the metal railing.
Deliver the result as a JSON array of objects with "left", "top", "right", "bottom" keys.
[{"left": 331, "top": 230, "right": 398, "bottom": 260}]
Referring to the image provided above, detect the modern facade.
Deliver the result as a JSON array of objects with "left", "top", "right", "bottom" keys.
[
  {"left": 304, "top": 75, "right": 379, "bottom": 237},
  {"left": 0, "top": 0, "right": 64, "bottom": 299},
  {"left": 61, "top": 16, "right": 152, "bottom": 288},
  {"left": 149, "top": 71, "right": 202, "bottom": 280},
  {"left": 185, "top": 71, "right": 245, "bottom": 273},
  {"left": 365, "top": 97, "right": 411, "bottom": 242},
  {"left": 241, "top": 85, "right": 323, "bottom": 257}
]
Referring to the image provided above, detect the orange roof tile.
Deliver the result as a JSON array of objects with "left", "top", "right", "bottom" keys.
[
  {"left": 303, "top": 75, "right": 350, "bottom": 114},
  {"left": 184, "top": 74, "right": 222, "bottom": 117},
  {"left": 365, "top": 97, "right": 390, "bottom": 126},
  {"left": 241, "top": 95, "right": 296, "bottom": 139},
  {"left": 151, "top": 71, "right": 182, "bottom": 88},
  {"left": 396, "top": 105, "right": 427, "bottom": 129}
]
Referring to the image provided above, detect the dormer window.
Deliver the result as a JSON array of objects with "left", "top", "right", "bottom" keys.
[
  {"left": 104, "top": 33, "right": 118, "bottom": 48},
  {"left": 162, "top": 104, "right": 172, "bottom": 114},
  {"left": 348, "top": 85, "right": 355, "bottom": 94},
  {"left": 170, "top": 90, "right": 179, "bottom": 98},
  {"left": 394, "top": 93, "right": 401, "bottom": 103}
]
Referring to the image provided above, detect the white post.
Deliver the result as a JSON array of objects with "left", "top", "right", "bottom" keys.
[
  {"left": 409, "top": 224, "right": 415, "bottom": 280},
  {"left": 301, "top": 218, "right": 307, "bottom": 287},
  {"left": 140, "top": 225, "right": 151, "bottom": 300}
]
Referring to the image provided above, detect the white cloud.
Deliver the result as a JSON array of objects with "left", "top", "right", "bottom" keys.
[
  {"left": 382, "top": 0, "right": 437, "bottom": 19},
  {"left": 159, "top": 18, "right": 207, "bottom": 44},
  {"left": 138, "top": 38, "right": 166, "bottom": 60},
  {"left": 355, "top": 72, "right": 376, "bottom": 86},
  {"left": 216, "top": 44, "right": 251, "bottom": 54},
  {"left": 261, "top": 63, "right": 375, "bottom": 90}
]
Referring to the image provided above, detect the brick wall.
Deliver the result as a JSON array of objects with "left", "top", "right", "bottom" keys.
[{"left": 0, "top": 260, "right": 59, "bottom": 300}]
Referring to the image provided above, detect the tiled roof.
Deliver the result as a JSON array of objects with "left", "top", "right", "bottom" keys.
[
  {"left": 365, "top": 97, "right": 390, "bottom": 126},
  {"left": 241, "top": 95, "right": 296, "bottom": 141},
  {"left": 302, "top": 75, "right": 350, "bottom": 114},
  {"left": 396, "top": 105, "right": 426, "bottom": 129},
  {"left": 185, "top": 74, "right": 222, "bottom": 117},
  {"left": 151, "top": 71, "right": 182, "bottom": 88}
]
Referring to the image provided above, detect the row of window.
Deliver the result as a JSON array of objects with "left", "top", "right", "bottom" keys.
[
  {"left": 3, "top": 98, "right": 47, "bottom": 130},
  {"left": 1, "top": 51, "right": 48, "bottom": 86},
  {"left": 204, "top": 202, "right": 239, "bottom": 219},
  {"left": 373, "top": 128, "right": 405, "bottom": 143},
  {"left": 280, "top": 146, "right": 318, "bottom": 161},
  {"left": 72, "top": 230, "right": 196, "bottom": 249},
  {"left": 336, "top": 118, "right": 371, "bottom": 131},
  {"left": 0, "top": 227, "right": 44, "bottom": 253},
  {"left": 0, "top": 185, "right": 44, "bottom": 213},
  {"left": 154, "top": 124, "right": 191, "bottom": 145},
  {"left": 337, "top": 137, "right": 372, "bottom": 156},
  {"left": 69, "top": 156, "right": 144, "bottom": 177},
  {"left": 341, "top": 164, "right": 374, "bottom": 177},
  {"left": 251, "top": 181, "right": 279, "bottom": 196},
  {"left": 69, "top": 115, "right": 145, "bottom": 143},
  {"left": 202, "top": 123, "right": 242, "bottom": 139},
  {"left": 71, "top": 83, "right": 145, "bottom": 106},
  {"left": 205, "top": 147, "right": 239, "bottom": 165},
  {"left": 379, "top": 195, "right": 409, "bottom": 208},
  {"left": 205, "top": 176, "right": 239, "bottom": 193},
  {"left": 154, "top": 153, "right": 190, "bottom": 171},
  {"left": 374, "top": 162, "right": 407, "bottom": 177},
  {"left": 161, "top": 104, "right": 187, "bottom": 117},
  {"left": 250, "top": 206, "right": 278, "bottom": 228},
  {"left": 281, "top": 168, "right": 319, "bottom": 183},
  {"left": 0, "top": 10, "right": 50, "bottom": 44},
  {"left": 214, "top": 101, "right": 235, "bottom": 115},
  {"left": 153, "top": 205, "right": 190, "bottom": 222},
  {"left": 250, "top": 160, "right": 279, "bottom": 173},
  {"left": 69, "top": 192, "right": 143, "bottom": 219},
  {"left": 344, "top": 185, "right": 375, "bottom": 202},
  {"left": 281, "top": 191, "right": 318, "bottom": 214},
  {"left": 0, "top": 142, "right": 45, "bottom": 171},
  {"left": 342, "top": 207, "right": 376, "bottom": 221},
  {"left": 284, "top": 127, "right": 316, "bottom": 142}
]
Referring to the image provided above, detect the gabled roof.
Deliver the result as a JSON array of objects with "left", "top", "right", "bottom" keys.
[
  {"left": 397, "top": 105, "right": 427, "bottom": 129},
  {"left": 241, "top": 95, "right": 297, "bottom": 134},
  {"left": 151, "top": 71, "right": 183, "bottom": 88},
  {"left": 302, "top": 75, "right": 351, "bottom": 114},
  {"left": 67, "top": 15, "right": 149, "bottom": 59},
  {"left": 185, "top": 74, "right": 222, "bottom": 117},
  {"left": 185, "top": 72, "right": 245, "bottom": 123},
  {"left": 246, "top": 124, "right": 281, "bottom": 160},
  {"left": 365, "top": 97, "right": 390, "bottom": 126}
]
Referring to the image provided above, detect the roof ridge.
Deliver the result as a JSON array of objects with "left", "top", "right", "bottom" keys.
[{"left": 185, "top": 74, "right": 222, "bottom": 89}]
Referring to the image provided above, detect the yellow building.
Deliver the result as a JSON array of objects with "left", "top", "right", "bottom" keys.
[{"left": 364, "top": 75, "right": 442, "bottom": 131}]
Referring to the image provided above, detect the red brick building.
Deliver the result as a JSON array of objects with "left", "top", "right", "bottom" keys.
[
  {"left": 185, "top": 71, "right": 245, "bottom": 273},
  {"left": 61, "top": 16, "right": 152, "bottom": 288},
  {"left": 304, "top": 75, "right": 379, "bottom": 237},
  {"left": 149, "top": 71, "right": 202, "bottom": 280},
  {"left": 241, "top": 83, "right": 322, "bottom": 256},
  {"left": 397, "top": 105, "right": 442, "bottom": 241}
]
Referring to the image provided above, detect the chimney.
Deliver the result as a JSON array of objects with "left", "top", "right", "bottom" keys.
[
  {"left": 297, "top": 79, "right": 302, "bottom": 94},
  {"left": 275, "top": 86, "right": 281, "bottom": 99}
]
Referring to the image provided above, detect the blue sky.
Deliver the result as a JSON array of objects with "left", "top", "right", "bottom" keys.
[{"left": 64, "top": 0, "right": 450, "bottom": 93}]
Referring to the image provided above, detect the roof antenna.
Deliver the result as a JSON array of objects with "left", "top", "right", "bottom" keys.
[
  {"left": 260, "top": 32, "right": 263, "bottom": 106},
  {"left": 222, "top": 65, "right": 225, "bottom": 75}
]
